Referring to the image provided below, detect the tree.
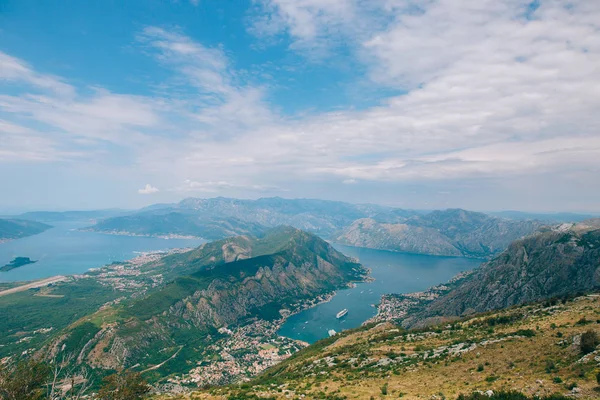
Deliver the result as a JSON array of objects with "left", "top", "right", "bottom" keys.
[
  {"left": 98, "top": 371, "right": 150, "bottom": 400},
  {"left": 47, "top": 353, "right": 93, "bottom": 400},
  {"left": 580, "top": 330, "right": 599, "bottom": 354},
  {"left": 0, "top": 359, "right": 50, "bottom": 400}
]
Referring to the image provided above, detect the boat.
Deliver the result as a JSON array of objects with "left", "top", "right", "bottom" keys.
[
  {"left": 328, "top": 329, "right": 337, "bottom": 337},
  {"left": 336, "top": 309, "right": 348, "bottom": 319}
]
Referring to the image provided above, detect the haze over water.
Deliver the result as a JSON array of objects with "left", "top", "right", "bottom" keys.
[{"left": 278, "top": 244, "right": 482, "bottom": 343}]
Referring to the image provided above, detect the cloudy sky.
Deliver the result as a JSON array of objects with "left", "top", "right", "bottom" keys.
[{"left": 1, "top": 0, "right": 599, "bottom": 212}]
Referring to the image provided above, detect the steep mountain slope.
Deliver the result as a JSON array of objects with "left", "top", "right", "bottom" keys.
[
  {"left": 86, "top": 197, "right": 395, "bottom": 239},
  {"left": 336, "top": 209, "right": 544, "bottom": 257},
  {"left": 399, "top": 222, "right": 600, "bottom": 328},
  {"left": 0, "top": 218, "right": 51, "bottom": 242},
  {"left": 45, "top": 227, "right": 368, "bottom": 381},
  {"left": 188, "top": 295, "right": 600, "bottom": 400}
]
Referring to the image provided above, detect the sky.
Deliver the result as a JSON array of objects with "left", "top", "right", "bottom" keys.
[{"left": 0, "top": 0, "right": 599, "bottom": 213}]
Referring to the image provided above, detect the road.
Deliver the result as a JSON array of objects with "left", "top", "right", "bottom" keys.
[{"left": 0, "top": 276, "right": 68, "bottom": 297}]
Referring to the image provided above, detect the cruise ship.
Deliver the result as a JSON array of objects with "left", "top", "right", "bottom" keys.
[{"left": 336, "top": 308, "right": 348, "bottom": 319}]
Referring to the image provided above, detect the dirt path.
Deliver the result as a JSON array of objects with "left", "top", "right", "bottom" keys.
[{"left": 0, "top": 276, "right": 68, "bottom": 297}]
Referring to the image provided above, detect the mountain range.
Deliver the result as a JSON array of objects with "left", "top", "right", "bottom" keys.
[
  {"left": 84, "top": 197, "right": 392, "bottom": 239},
  {"left": 34, "top": 227, "right": 367, "bottom": 380},
  {"left": 336, "top": 208, "right": 544, "bottom": 257},
  {"left": 84, "top": 198, "right": 546, "bottom": 258}
]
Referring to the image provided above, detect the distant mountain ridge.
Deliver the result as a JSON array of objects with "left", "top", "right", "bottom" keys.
[
  {"left": 85, "top": 197, "right": 396, "bottom": 239},
  {"left": 79, "top": 198, "right": 592, "bottom": 258},
  {"left": 86, "top": 211, "right": 268, "bottom": 240},
  {"left": 0, "top": 218, "right": 51, "bottom": 242},
  {"left": 336, "top": 208, "right": 544, "bottom": 258},
  {"left": 16, "top": 209, "right": 126, "bottom": 223}
]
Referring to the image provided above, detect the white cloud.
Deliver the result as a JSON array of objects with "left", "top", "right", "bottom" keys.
[
  {"left": 2, "top": 0, "right": 600, "bottom": 211},
  {"left": 0, "top": 52, "right": 75, "bottom": 97},
  {"left": 250, "top": 0, "right": 360, "bottom": 54},
  {"left": 172, "top": 179, "right": 287, "bottom": 193},
  {"left": 138, "top": 184, "right": 159, "bottom": 194}
]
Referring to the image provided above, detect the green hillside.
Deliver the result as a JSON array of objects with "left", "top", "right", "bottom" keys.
[{"left": 0, "top": 218, "right": 51, "bottom": 241}]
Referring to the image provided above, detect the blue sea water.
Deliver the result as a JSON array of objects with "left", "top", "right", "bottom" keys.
[
  {"left": 1, "top": 225, "right": 481, "bottom": 343},
  {"left": 0, "top": 220, "right": 205, "bottom": 282},
  {"left": 278, "top": 244, "right": 482, "bottom": 343}
]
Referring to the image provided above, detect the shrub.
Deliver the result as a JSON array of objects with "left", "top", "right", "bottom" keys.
[
  {"left": 514, "top": 329, "right": 536, "bottom": 338},
  {"left": 0, "top": 359, "right": 50, "bottom": 400},
  {"left": 381, "top": 383, "right": 389, "bottom": 395},
  {"left": 580, "top": 330, "right": 599, "bottom": 354},
  {"left": 477, "top": 364, "right": 484, "bottom": 372},
  {"left": 98, "top": 371, "right": 150, "bottom": 400}
]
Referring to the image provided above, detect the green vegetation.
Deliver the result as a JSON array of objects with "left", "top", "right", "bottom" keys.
[
  {"left": 0, "top": 359, "right": 149, "bottom": 400},
  {"left": 0, "top": 359, "right": 50, "bottom": 400},
  {"left": 0, "top": 279, "right": 124, "bottom": 358},
  {"left": 580, "top": 329, "right": 599, "bottom": 354},
  {"left": 98, "top": 371, "right": 150, "bottom": 400}
]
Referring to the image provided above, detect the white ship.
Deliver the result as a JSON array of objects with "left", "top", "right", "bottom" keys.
[
  {"left": 336, "top": 308, "right": 348, "bottom": 319},
  {"left": 328, "top": 329, "right": 337, "bottom": 337}
]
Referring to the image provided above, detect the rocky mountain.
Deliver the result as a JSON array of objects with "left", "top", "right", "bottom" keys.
[
  {"left": 46, "top": 227, "right": 367, "bottom": 378},
  {"left": 0, "top": 218, "right": 51, "bottom": 242},
  {"left": 85, "top": 197, "right": 396, "bottom": 240},
  {"left": 336, "top": 209, "right": 544, "bottom": 257},
  {"left": 400, "top": 220, "right": 600, "bottom": 328}
]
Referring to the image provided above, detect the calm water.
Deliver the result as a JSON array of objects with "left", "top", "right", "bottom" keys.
[
  {"left": 0, "top": 221, "right": 205, "bottom": 282},
  {"left": 278, "top": 244, "right": 481, "bottom": 343}
]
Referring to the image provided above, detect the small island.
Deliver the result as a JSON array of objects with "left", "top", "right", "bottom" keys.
[{"left": 1, "top": 257, "right": 37, "bottom": 272}]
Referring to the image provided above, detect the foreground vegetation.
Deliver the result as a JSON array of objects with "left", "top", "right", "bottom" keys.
[
  {"left": 0, "top": 359, "right": 150, "bottom": 400},
  {"left": 163, "top": 294, "right": 600, "bottom": 399}
]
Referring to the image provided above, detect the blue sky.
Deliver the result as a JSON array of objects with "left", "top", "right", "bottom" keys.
[{"left": 1, "top": 0, "right": 599, "bottom": 213}]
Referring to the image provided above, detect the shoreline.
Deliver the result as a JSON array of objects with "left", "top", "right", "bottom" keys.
[{"left": 78, "top": 229, "right": 203, "bottom": 240}]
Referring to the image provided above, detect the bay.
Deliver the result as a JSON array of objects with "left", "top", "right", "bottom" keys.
[
  {"left": 277, "top": 244, "right": 482, "bottom": 343},
  {"left": 0, "top": 220, "right": 205, "bottom": 282}
]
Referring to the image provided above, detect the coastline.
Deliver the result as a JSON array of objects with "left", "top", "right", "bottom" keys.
[{"left": 78, "top": 229, "right": 203, "bottom": 240}]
